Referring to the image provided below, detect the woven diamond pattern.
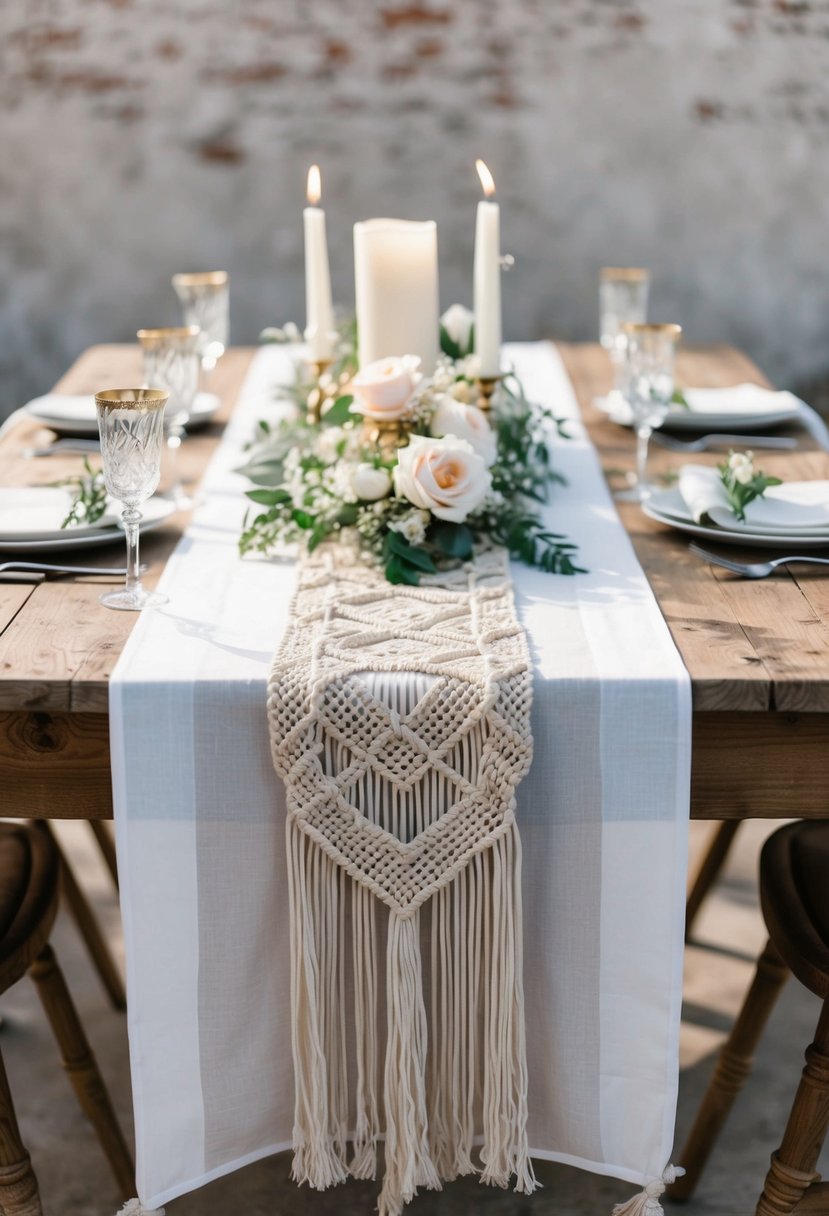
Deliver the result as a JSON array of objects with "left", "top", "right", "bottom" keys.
[{"left": 268, "top": 545, "right": 534, "bottom": 917}]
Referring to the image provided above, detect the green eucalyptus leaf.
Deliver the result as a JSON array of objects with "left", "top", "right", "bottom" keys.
[
  {"left": 430, "top": 520, "right": 474, "bottom": 559},
  {"left": 245, "top": 488, "right": 291, "bottom": 506},
  {"left": 322, "top": 395, "right": 355, "bottom": 426},
  {"left": 385, "top": 554, "right": 421, "bottom": 586},
  {"left": 307, "top": 523, "right": 332, "bottom": 552}
]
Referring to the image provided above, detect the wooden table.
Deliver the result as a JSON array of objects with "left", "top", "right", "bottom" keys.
[{"left": 1, "top": 343, "right": 828, "bottom": 825}]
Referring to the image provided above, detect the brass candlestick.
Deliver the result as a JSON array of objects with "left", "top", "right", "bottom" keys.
[
  {"left": 474, "top": 373, "right": 505, "bottom": 412},
  {"left": 362, "top": 417, "right": 413, "bottom": 459},
  {"left": 304, "top": 358, "right": 334, "bottom": 424}
]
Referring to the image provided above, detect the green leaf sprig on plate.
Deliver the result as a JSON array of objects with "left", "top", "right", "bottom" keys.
[
  {"left": 59, "top": 457, "right": 108, "bottom": 529},
  {"left": 718, "top": 450, "right": 782, "bottom": 523}
]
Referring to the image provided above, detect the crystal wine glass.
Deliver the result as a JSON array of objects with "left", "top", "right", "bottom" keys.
[
  {"left": 137, "top": 326, "right": 201, "bottom": 510},
  {"left": 95, "top": 388, "right": 169, "bottom": 611},
  {"left": 171, "top": 271, "right": 229, "bottom": 372},
  {"left": 599, "top": 268, "right": 650, "bottom": 410},
  {"left": 618, "top": 322, "right": 682, "bottom": 502}
]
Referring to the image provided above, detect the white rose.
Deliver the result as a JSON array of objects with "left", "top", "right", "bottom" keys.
[
  {"left": 352, "top": 355, "right": 422, "bottom": 421},
  {"left": 430, "top": 395, "right": 497, "bottom": 466},
  {"left": 441, "top": 304, "right": 474, "bottom": 356},
  {"left": 393, "top": 434, "right": 491, "bottom": 523},
  {"left": 734, "top": 464, "right": 754, "bottom": 485},
  {"left": 351, "top": 463, "right": 392, "bottom": 501}
]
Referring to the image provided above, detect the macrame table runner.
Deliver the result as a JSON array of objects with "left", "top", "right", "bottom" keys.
[
  {"left": 109, "top": 342, "right": 691, "bottom": 1216},
  {"left": 269, "top": 545, "right": 535, "bottom": 1213}
]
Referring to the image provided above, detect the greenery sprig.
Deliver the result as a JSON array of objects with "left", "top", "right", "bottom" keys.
[
  {"left": 718, "top": 450, "right": 782, "bottom": 522},
  {"left": 59, "top": 458, "right": 108, "bottom": 529}
]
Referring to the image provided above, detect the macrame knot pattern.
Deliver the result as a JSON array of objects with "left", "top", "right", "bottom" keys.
[{"left": 267, "top": 545, "right": 537, "bottom": 1216}]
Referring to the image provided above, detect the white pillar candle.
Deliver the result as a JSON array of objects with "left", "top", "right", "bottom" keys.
[
  {"left": 473, "top": 159, "right": 502, "bottom": 377},
  {"left": 303, "top": 165, "right": 335, "bottom": 362},
  {"left": 354, "top": 218, "right": 439, "bottom": 374}
]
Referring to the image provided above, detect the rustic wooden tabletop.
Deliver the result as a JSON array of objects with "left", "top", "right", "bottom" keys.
[{"left": 1, "top": 342, "right": 827, "bottom": 822}]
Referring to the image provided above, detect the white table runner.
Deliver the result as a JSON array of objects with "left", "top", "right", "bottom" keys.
[{"left": 110, "top": 342, "right": 691, "bottom": 1210}]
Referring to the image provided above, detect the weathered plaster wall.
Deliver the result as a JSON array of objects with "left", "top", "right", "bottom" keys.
[{"left": 1, "top": 0, "right": 828, "bottom": 412}]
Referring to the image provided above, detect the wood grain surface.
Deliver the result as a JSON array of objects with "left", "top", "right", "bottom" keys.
[
  {"left": 1, "top": 341, "right": 828, "bottom": 821},
  {"left": 558, "top": 342, "right": 829, "bottom": 714},
  {"left": 0, "top": 345, "right": 255, "bottom": 713}
]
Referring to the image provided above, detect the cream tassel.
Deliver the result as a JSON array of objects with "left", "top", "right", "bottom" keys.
[
  {"left": 115, "top": 1203, "right": 165, "bottom": 1215},
  {"left": 479, "top": 826, "right": 538, "bottom": 1194},
  {"left": 286, "top": 822, "right": 348, "bottom": 1190},
  {"left": 612, "top": 1166, "right": 686, "bottom": 1215},
  {"left": 378, "top": 909, "right": 441, "bottom": 1216},
  {"left": 350, "top": 882, "right": 379, "bottom": 1179}
]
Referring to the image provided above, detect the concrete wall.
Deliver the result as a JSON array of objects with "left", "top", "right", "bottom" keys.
[{"left": 1, "top": 0, "right": 828, "bottom": 414}]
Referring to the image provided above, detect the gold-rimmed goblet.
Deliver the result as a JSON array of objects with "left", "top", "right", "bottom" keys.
[
  {"left": 95, "top": 389, "right": 169, "bottom": 611},
  {"left": 618, "top": 322, "right": 682, "bottom": 502},
  {"left": 599, "top": 267, "right": 650, "bottom": 410},
  {"left": 171, "top": 271, "right": 229, "bottom": 372},
  {"left": 137, "top": 326, "right": 201, "bottom": 510}
]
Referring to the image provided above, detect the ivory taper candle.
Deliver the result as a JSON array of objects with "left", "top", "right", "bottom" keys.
[
  {"left": 473, "top": 159, "right": 502, "bottom": 377},
  {"left": 354, "top": 218, "right": 439, "bottom": 373},
  {"left": 303, "top": 164, "right": 335, "bottom": 361}
]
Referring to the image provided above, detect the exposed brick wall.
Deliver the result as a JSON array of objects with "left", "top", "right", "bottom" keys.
[{"left": 1, "top": 0, "right": 828, "bottom": 410}]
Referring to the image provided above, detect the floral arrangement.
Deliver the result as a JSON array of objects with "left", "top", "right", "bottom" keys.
[
  {"left": 718, "top": 450, "right": 782, "bottom": 522},
  {"left": 238, "top": 307, "right": 583, "bottom": 584}
]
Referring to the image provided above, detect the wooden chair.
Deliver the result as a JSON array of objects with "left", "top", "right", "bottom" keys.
[
  {"left": 35, "top": 821, "right": 126, "bottom": 1011},
  {"left": 685, "top": 819, "right": 742, "bottom": 940},
  {"left": 0, "top": 821, "right": 134, "bottom": 1214},
  {"left": 674, "top": 819, "right": 829, "bottom": 1214}
]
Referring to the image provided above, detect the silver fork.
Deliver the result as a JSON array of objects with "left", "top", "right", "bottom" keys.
[
  {"left": 0, "top": 562, "right": 129, "bottom": 577},
  {"left": 689, "top": 543, "right": 829, "bottom": 579},
  {"left": 652, "top": 432, "right": 797, "bottom": 453},
  {"left": 21, "top": 438, "right": 101, "bottom": 458}
]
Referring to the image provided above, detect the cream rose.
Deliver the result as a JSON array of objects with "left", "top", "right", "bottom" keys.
[
  {"left": 430, "top": 396, "right": 497, "bottom": 466},
  {"left": 351, "top": 463, "right": 392, "bottom": 501},
  {"left": 352, "top": 355, "right": 422, "bottom": 421},
  {"left": 393, "top": 434, "right": 491, "bottom": 523}
]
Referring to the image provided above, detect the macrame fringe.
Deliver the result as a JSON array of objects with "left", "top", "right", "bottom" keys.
[
  {"left": 479, "top": 826, "right": 537, "bottom": 1194},
  {"left": 350, "top": 883, "right": 379, "bottom": 1180},
  {"left": 378, "top": 910, "right": 441, "bottom": 1216},
  {"left": 286, "top": 823, "right": 349, "bottom": 1190},
  {"left": 273, "top": 549, "right": 537, "bottom": 1215},
  {"left": 115, "top": 1202, "right": 165, "bottom": 1215},
  {"left": 612, "top": 1165, "right": 686, "bottom": 1216},
  {"left": 286, "top": 817, "right": 537, "bottom": 1215}
]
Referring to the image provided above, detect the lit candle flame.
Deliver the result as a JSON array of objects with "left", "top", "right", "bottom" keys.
[
  {"left": 475, "top": 158, "right": 495, "bottom": 198},
  {"left": 307, "top": 164, "right": 321, "bottom": 206}
]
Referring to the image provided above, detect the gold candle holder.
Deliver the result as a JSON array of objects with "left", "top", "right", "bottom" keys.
[
  {"left": 362, "top": 417, "right": 412, "bottom": 459},
  {"left": 304, "top": 358, "right": 335, "bottom": 424},
  {"left": 475, "top": 373, "right": 504, "bottom": 412}
]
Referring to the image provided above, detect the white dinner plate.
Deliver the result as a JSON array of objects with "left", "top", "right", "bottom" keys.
[
  {"left": 642, "top": 487, "right": 829, "bottom": 549},
  {"left": 0, "top": 487, "right": 120, "bottom": 542},
  {"left": 0, "top": 496, "right": 176, "bottom": 552},
  {"left": 24, "top": 392, "right": 221, "bottom": 437},
  {"left": 595, "top": 396, "right": 802, "bottom": 434}
]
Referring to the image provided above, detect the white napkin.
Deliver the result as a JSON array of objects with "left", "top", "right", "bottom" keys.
[
  {"left": 25, "top": 394, "right": 96, "bottom": 423},
  {"left": 682, "top": 384, "right": 802, "bottom": 416},
  {"left": 0, "top": 487, "right": 117, "bottom": 539},
  {"left": 678, "top": 465, "right": 829, "bottom": 534}
]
